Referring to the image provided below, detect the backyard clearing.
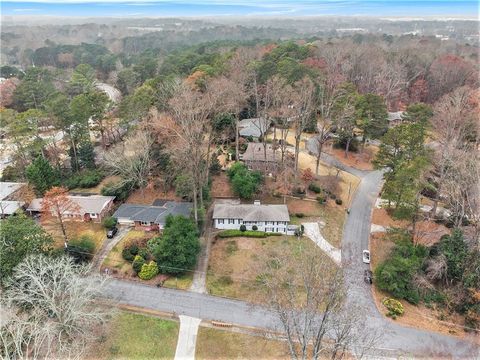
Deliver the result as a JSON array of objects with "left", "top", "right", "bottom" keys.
[
  {"left": 71, "top": 175, "right": 121, "bottom": 194},
  {"left": 196, "top": 327, "right": 288, "bottom": 359},
  {"left": 206, "top": 235, "right": 337, "bottom": 302},
  {"left": 86, "top": 311, "right": 179, "bottom": 359},
  {"left": 323, "top": 142, "right": 378, "bottom": 171},
  {"left": 210, "top": 172, "right": 234, "bottom": 198}
]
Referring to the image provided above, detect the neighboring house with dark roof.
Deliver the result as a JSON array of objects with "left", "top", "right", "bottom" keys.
[
  {"left": 0, "top": 182, "right": 27, "bottom": 217},
  {"left": 238, "top": 118, "right": 270, "bottom": 139},
  {"left": 27, "top": 195, "right": 115, "bottom": 222},
  {"left": 240, "top": 143, "right": 279, "bottom": 173},
  {"left": 387, "top": 111, "right": 404, "bottom": 127},
  {"left": 113, "top": 201, "right": 193, "bottom": 231},
  {"left": 213, "top": 200, "right": 296, "bottom": 235}
]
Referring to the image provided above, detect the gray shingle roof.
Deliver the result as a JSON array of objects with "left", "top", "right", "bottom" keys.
[
  {"left": 113, "top": 201, "right": 193, "bottom": 225},
  {"left": 238, "top": 118, "right": 269, "bottom": 138},
  {"left": 27, "top": 195, "right": 115, "bottom": 214},
  {"left": 213, "top": 203, "right": 290, "bottom": 222}
]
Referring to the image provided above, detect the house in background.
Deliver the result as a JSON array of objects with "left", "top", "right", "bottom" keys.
[
  {"left": 213, "top": 200, "right": 296, "bottom": 235},
  {"left": 240, "top": 143, "right": 279, "bottom": 173},
  {"left": 238, "top": 118, "right": 270, "bottom": 140},
  {"left": 0, "top": 182, "right": 27, "bottom": 218},
  {"left": 113, "top": 200, "right": 193, "bottom": 231},
  {"left": 27, "top": 194, "right": 115, "bottom": 222},
  {"left": 387, "top": 111, "right": 404, "bottom": 127}
]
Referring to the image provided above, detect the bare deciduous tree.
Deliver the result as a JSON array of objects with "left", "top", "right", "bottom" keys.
[
  {"left": 103, "top": 129, "right": 153, "bottom": 198},
  {"left": 1, "top": 255, "right": 108, "bottom": 360},
  {"left": 260, "top": 247, "right": 381, "bottom": 359}
]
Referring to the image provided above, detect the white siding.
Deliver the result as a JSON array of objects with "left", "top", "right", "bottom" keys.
[{"left": 214, "top": 218, "right": 288, "bottom": 234}]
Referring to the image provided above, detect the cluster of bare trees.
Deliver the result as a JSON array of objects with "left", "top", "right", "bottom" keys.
[
  {"left": 430, "top": 86, "right": 480, "bottom": 241},
  {"left": 1, "top": 255, "right": 108, "bottom": 359}
]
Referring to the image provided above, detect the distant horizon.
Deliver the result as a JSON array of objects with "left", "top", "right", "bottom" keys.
[{"left": 1, "top": 1, "right": 478, "bottom": 18}]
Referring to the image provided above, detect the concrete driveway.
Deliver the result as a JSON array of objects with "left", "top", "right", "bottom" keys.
[{"left": 92, "top": 226, "right": 130, "bottom": 270}]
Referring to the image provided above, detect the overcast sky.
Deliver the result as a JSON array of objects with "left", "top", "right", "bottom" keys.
[{"left": 1, "top": 1, "right": 478, "bottom": 17}]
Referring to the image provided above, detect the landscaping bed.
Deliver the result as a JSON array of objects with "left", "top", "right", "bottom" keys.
[{"left": 86, "top": 311, "right": 179, "bottom": 359}]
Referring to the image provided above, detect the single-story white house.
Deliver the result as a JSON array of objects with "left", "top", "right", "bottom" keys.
[{"left": 212, "top": 200, "right": 296, "bottom": 235}]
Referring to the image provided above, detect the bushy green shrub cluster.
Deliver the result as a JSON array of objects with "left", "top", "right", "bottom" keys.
[
  {"left": 103, "top": 216, "right": 117, "bottom": 229},
  {"left": 227, "top": 162, "right": 263, "bottom": 199},
  {"left": 101, "top": 181, "right": 133, "bottom": 201},
  {"left": 295, "top": 213, "right": 305, "bottom": 218},
  {"left": 138, "top": 261, "right": 159, "bottom": 280},
  {"left": 132, "top": 255, "right": 146, "bottom": 274},
  {"left": 65, "top": 170, "right": 104, "bottom": 189},
  {"left": 122, "top": 243, "right": 139, "bottom": 262},
  {"left": 374, "top": 239, "right": 427, "bottom": 304},
  {"left": 218, "top": 230, "right": 267, "bottom": 238},
  {"left": 308, "top": 183, "right": 321, "bottom": 193},
  {"left": 335, "top": 198, "right": 343, "bottom": 205},
  {"left": 66, "top": 235, "right": 95, "bottom": 263},
  {"left": 382, "top": 298, "right": 404, "bottom": 319}
]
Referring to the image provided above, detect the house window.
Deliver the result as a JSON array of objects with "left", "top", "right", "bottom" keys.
[
  {"left": 228, "top": 219, "right": 235, "bottom": 224},
  {"left": 140, "top": 221, "right": 150, "bottom": 226},
  {"left": 218, "top": 219, "right": 224, "bottom": 225},
  {"left": 90, "top": 213, "right": 98, "bottom": 218}
]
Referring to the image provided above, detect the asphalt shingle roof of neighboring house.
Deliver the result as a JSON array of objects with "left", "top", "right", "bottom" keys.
[
  {"left": 241, "top": 143, "right": 278, "bottom": 162},
  {"left": 387, "top": 111, "right": 404, "bottom": 122},
  {"left": 0, "top": 200, "right": 24, "bottom": 215},
  {"left": 213, "top": 203, "right": 290, "bottom": 222},
  {"left": 27, "top": 195, "right": 115, "bottom": 215},
  {"left": 0, "top": 182, "right": 25, "bottom": 200},
  {"left": 113, "top": 201, "right": 193, "bottom": 225},
  {"left": 238, "top": 118, "right": 269, "bottom": 138}
]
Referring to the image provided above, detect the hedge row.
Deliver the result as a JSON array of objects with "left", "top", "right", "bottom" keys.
[{"left": 217, "top": 230, "right": 284, "bottom": 238}]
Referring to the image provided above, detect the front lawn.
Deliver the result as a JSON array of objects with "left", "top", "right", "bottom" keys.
[
  {"left": 86, "top": 311, "right": 179, "bottom": 359},
  {"left": 44, "top": 221, "right": 106, "bottom": 253},
  {"left": 196, "top": 327, "right": 288, "bottom": 359},
  {"left": 102, "top": 229, "right": 193, "bottom": 289},
  {"left": 206, "top": 235, "right": 337, "bottom": 302}
]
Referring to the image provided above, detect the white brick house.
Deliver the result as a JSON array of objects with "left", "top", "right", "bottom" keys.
[{"left": 212, "top": 200, "right": 295, "bottom": 234}]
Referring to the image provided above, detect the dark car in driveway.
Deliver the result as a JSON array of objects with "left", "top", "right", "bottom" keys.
[
  {"left": 107, "top": 227, "right": 118, "bottom": 239},
  {"left": 364, "top": 270, "right": 373, "bottom": 284}
]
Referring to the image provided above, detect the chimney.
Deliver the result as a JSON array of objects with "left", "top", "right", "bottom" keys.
[{"left": 254, "top": 200, "right": 261, "bottom": 205}]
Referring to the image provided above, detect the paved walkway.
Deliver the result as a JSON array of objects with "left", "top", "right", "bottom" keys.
[
  {"left": 302, "top": 222, "right": 342, "bottom": 265},
  {"left": 174, "top": 315, "right": 202, "bottom": 360}
]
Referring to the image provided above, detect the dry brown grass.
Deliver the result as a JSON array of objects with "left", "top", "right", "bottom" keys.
[
  {"left": 71, "top": 175, "right": 122, "bottom": 194},
  {"left": 126, "top": 181, "right": 181, "bottom": 205},
  {"left": 206, "top": 235, "right": 337, "bottom": 302},
  {"left": 43, "top": 221, "right": 106, "bottom": 252},
  {"left": 210, "top": 172, "right": 234, "bottom": 198},
  {"left": 196, "top": 327, "right": 289, "bottom": 360},
  {"left": 324, "top": 141, "right": 378, "bottom": 171}
]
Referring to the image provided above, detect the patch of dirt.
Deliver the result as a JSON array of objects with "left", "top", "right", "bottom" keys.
[
  {"left": 370, "top": 232, "right": 395, "bottom": 270},
  {"left": 413, "top": 221, "right": 450, "bottom": 246},
  {"left": 211, "top": 172, "right": 235, "bottom": 198},
  {"left": 371, "top": 208, "right": 408, "bottom": 228},
  {"left": 324, "top": 141, "right": 378, "bottom": 171},
  {"left": 126, "top": 181, "right": 181, "bottom": 205},
  {"left": 372, "top": 287, "right": 478, "bottom": 342}
]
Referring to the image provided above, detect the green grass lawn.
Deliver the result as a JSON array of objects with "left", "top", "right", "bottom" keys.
[
  {"left": 88, "top": 311, "right": 179, "bottom": 360},
  {"left": 196, "top": 327, "right": 288, "bottom": 359}
]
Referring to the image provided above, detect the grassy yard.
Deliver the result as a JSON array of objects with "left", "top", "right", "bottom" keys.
[
  {"left": 196, "top": 327, "right": 288, "bottom": 359},
  {"left": 261, "top": 196, "right": 345, "bottom": 248},
  {"left": 206, "top": 235, "right": 337, "bottom": 302},
  {"left": 44, "top": 221, "right": 106, "bottom": 253},
  {"left": 86, "top": 311, "right": 179, "bottom": 360}
]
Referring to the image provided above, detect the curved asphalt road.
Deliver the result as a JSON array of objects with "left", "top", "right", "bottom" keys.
[{"left": 102, "top": 141, "right": 479, "bottom": 358}]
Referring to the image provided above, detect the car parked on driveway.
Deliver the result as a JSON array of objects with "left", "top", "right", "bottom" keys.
[
  {"left": 364, "top": 270, "right": 373, "bottom": 284},
  {"left": 362, "top": 249, "right": 370, "bottom": 264},
  {"left": 107, "top": 227, "right": 118, "bottom": 239}
]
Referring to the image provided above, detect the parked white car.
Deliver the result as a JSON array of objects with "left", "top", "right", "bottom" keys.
[{"left": 362, "top": 250, "right": 371, "bottom": 264}]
